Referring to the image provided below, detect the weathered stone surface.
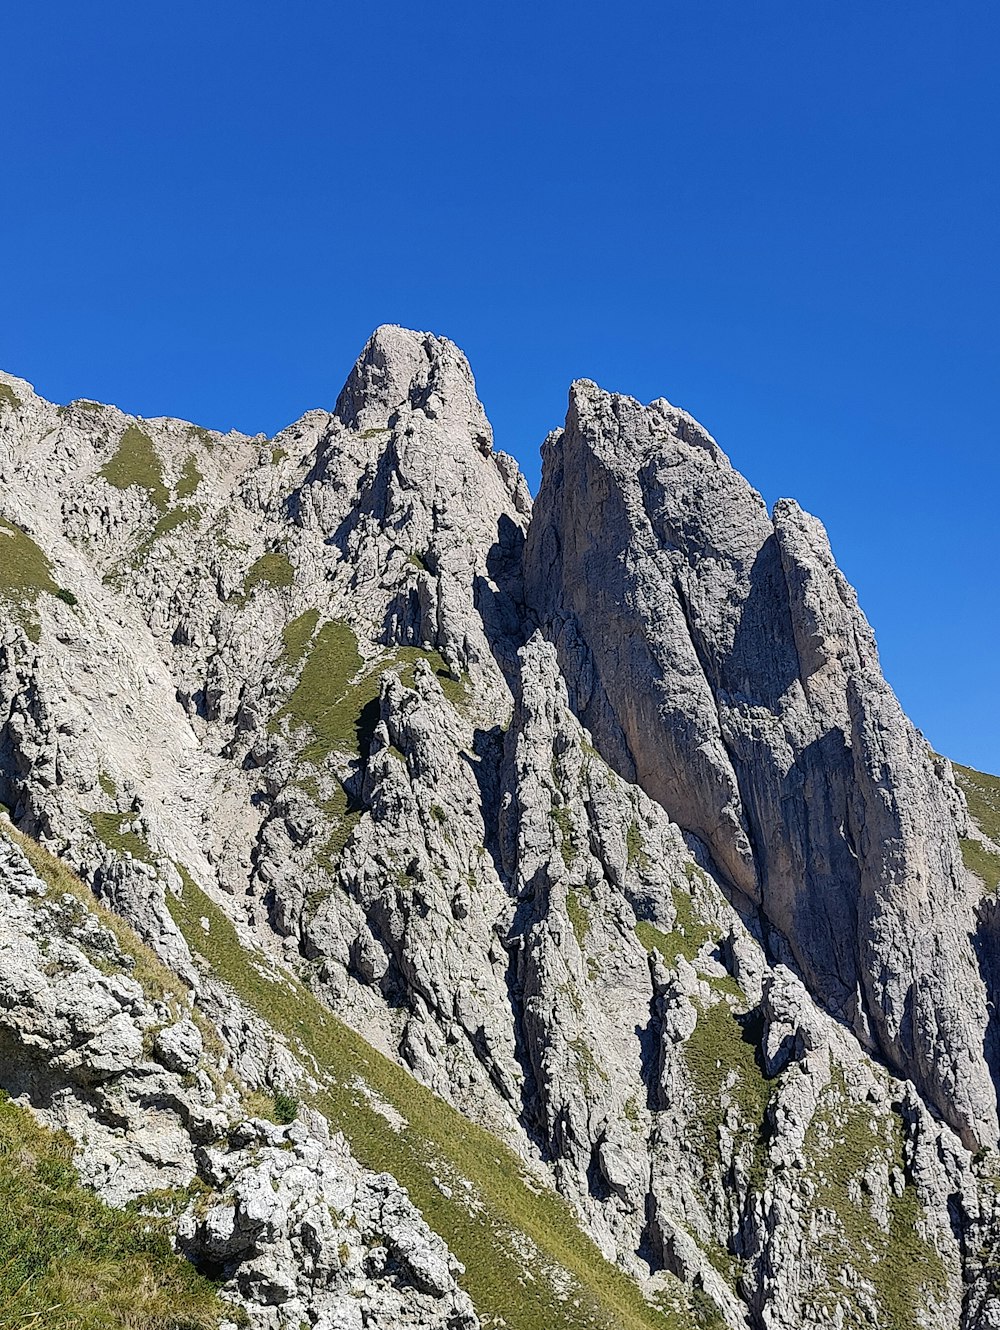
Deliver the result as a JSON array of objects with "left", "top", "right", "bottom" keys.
[
  {"left": 524, "top": 376, "right": 997, "bottom": 1148},
  {"left": 180, "top": 1114, "right": 476, "bottom": 1330},
  {"left": 0, "top": 828, "right": 479, "bottom": 1330}
]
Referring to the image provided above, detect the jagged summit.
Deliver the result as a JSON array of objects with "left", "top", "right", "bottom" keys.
[
  {"left": 0, "top": 333, "right": 998, "bottom": 1330},
  {"left": 334, "top": 324, "right": 493, "bottom": 452}
]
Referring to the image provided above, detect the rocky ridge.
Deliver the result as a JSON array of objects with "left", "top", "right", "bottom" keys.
[{"left": 0, "top": 330, "right": 998, "bottom": 1329}]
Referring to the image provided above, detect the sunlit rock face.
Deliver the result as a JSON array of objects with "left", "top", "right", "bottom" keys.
[{"left": 0, "top": 329, "right": 997, "bottom": 1330}]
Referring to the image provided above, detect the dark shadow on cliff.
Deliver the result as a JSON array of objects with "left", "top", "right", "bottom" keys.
[
  {"left": 725, "top": 533, "right": 802, "bottom": 709},
  {"left": 973, "top": 895, "right": 1000, "bottom": 1123},
  {"left": 474, "top": 514, "right": 532, "bottom": 690}
]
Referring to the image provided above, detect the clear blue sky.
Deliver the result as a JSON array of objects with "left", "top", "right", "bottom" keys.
[{"left": 2, "top": 3, "right": 997, "bottom": 772}]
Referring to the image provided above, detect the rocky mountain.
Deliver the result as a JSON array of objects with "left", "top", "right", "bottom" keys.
[{"left": 0, "top": 327, "right": 997, "bottom": 1330}]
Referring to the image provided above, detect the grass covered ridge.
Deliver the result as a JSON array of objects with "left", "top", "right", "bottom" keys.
[
  {"left": 100, "top": 425, "right": 169, "bottom": 513},
  {"left": 1, "top": 819, "right": 188, "bottom": 1013},
  {"left": 168, "top": 873, "right": 697, "bottom": 1330},
  {"left": 0, "top": 823, "right": 233, "bottom": 1327},
  {"left": 954, "top": 762, "right": 1000, "bottom": 842}
]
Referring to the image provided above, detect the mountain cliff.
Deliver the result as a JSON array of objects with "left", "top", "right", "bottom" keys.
[{"left": 0, "top": 328, "right": 997, "bottom": 1330}]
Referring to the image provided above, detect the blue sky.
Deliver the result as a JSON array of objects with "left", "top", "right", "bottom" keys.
[{"left": 2, "top": 3, "right": 997, "bottom": 771}]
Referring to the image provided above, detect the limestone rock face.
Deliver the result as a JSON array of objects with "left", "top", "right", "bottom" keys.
[
  {"left": 524, "top": 377, "right": 997, "bottom": 1147},
  {"left": 180, "top": 1114, "right": 477, "bottom": 1330},
  {"left": 0, "top": 831, "right": 226, "bottom": 1205},
  {"left": 1, "top": 337, "right": 1000, "bottom": 1330},
  {"left": 0, "top": 827, "right": 479, "bottom": 1330}
]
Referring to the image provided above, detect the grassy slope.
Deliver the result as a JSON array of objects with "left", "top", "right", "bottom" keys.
[
  {"left": 953, "top": 762, "right": 1000, "bottom": 893},
  {"left": 272, "top": 616, "right": 467, "bottom": 768},
  {"left": 168, "top": 874, "right": 696, "bottom": 1330}
]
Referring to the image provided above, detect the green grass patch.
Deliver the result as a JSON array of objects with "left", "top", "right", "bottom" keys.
[
  {"left": 955, "top": 762, "right": 1000, "bottom": 842},
  {"left": 0, "top": 1093, "right": 228, "bottom": 1330},
  {"left": 954, "top": 757, "right": 1000, "bottom": 892},
  {"left": 186, "top": 425, "right": 216, "bottom": 448},
  {"left": 316, "top": 806, "right": 361, "bottom": 875},
  {"left": 0, "top": 518, "right": 59, "bottom": 601},
  {"left": 168, "top": 875, "right": 695, "bottom": 1330},
  {"left": 272, "top": 624, "right": 467, "bottom": 770},
  {"left": 960, "top": 838, "right": 1000, "bottom": 894},
  {"left": 0, "top": 516, "right": 60, "bottom": 641},
  {"left": 626, "top": 819, "right": 650, "bottom": 870},
  {"left": 100, "top": 425, "right": 168, "bottom": 513},
  {"left": 566, "top": 887, "right": 591, "bottom": 948},
  {"left": 151, "top": 502, "right": 200, "bottom": 539},
  {"left": 390, "top": 644, "right": 468, "bottom": 708},
  {"left": 272, "top": 627, "right": 472, "bottom": 875},
  {"left": 280, "top": 609, "right": 321, "bottom": 668},
  {"left": 634, "top": 876, "right": 718, "bottom": 968},
  {"left": 130, "top": 506, "right": 201, "bottom": 566},
  {"left": 272, "top": 1091, "right": 299, "bottom": 1124},
  {"left": 552, "top": 802, "right": 576, "bottom": 867},
  {"left": 244, "top": 551, "right": 294, "bottom": 595},
  {"left": 297, "top": 776, "right": 362, "bottom": 877},
  {"left": 272, "top": 619, "right": 365, "bottom": 765},
  {"left": 634, "top": 920, "right": 679, "bottom": 962},
  {"left": 682, "top": 997, "right": 772, "bottom": 1183},
  {"left": 89, "top": 811, "right": 154, "bottom": 865},
  {"left": 271, "top": 446, "right": 288, "bottom": 465},
  {"left": 176, "top": 455, "right": 203, "bottom": 500},
  {"left": 57, "top": 399, "right": 103, "bottom": 416},
  {"left": 151, "top": 506, "right": 200, "bottom": 542},
  {"left": 0, "top": 383, "right": 22, "bottom": 411}
]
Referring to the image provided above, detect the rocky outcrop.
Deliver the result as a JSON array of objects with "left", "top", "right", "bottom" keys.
[
  {"left": 180, "top": 1114, "right": 476, "bottom": 1330},
  {"left": 0, "top": 826, "right": 478, "bottom": 1330},
  {"left": 524, "top": 377, "right": 997, "bottom": 1147}
]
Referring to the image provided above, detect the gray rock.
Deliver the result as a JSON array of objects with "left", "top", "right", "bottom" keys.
[
  {"left": 153, "top": 1018, "right": 203, "bottom": 1074},
  {"left": 524, "top": 376, "right": 997, "bottom": 1148}
]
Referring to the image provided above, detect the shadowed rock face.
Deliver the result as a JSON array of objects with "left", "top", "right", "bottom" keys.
[{"left": 525, "top": 377, "right": 997, "bottom": 1147}]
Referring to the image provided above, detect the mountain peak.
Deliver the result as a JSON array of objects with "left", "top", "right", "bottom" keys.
[{"left": 334, "top": 325, "right": 492, "bottom": 449}]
